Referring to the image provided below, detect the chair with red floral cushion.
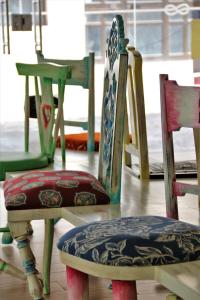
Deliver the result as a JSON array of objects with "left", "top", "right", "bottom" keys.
[
  {"left": 1, "top": 62, "right": 71, "bottom": 246},
  {"left": 3, "top": 15, "right": 128, "bottom": 300}
]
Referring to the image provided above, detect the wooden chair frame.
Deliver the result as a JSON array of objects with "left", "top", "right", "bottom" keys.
[
  {"left": 124, "top": 46, "right": 149, "bottom": 179},
  {"left": 160, "top": 74, "right": 200, "bottom": 219}
]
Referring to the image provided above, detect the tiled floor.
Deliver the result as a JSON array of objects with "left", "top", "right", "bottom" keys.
[{"left": 0, "top": 122, "right": 198, "bottom": 299}]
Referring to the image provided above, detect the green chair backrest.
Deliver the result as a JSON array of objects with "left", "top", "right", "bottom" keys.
[{"left": 16, "top": 62, "right": 71, "bottom": 162}]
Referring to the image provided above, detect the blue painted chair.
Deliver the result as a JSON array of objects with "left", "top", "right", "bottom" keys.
[{"left": 2, "top": 14, "right": 128, "bottom": 300}]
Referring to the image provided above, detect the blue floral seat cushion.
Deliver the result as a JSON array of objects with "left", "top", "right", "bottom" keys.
[{"left": 57, "top": 216, "right": 200, "bottom": 267}]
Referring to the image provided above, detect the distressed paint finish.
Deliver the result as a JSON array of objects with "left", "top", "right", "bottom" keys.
[
  {"left": 112, "top": 280, "right": 137, "bottom": 300},
  {"left": 160, "top": 74, "right": 200, "bottom": 219},
  {"left": 98, "top": 15, "right": 128, "bottom": 203},
  {"left": 174, "top": 182, "right": 200, "bottom": 197},
  {"left": 165, "top": 81, "right": 200, "bottom": 132},
  {"left": 160, "top": 74, "right": 179, "bottom": 219},
  {"left": 66, "top": 267, "right": 89, "bottom": 300},
  {"left": 8, "top": 221, "right": 44, "bottom": 299},
  {"left": 36, "top": 50, "right": 95, "bottom": 152}
]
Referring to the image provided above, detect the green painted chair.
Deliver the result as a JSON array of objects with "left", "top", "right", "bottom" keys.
[
  {"left": 0, "top": 62, "right": 71, "bottom": 181},
  {"left": 1, "top": 62, "right": 71, "bottom": 245},
  {"left": 2, "top": 15, "right": 128, "bottom": 300},
  {"left": 26, "top": 50, "right": 95, "bottom": 160}
]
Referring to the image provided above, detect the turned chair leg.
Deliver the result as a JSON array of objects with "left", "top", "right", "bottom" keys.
[
  {"left": 66, "top": 266, "right": 89, "bottom": 300},
  {"left": 112, "top": 280, "right": 137, "bottom": 300},
  {"left": 43, "top": 219, "right": 54, "bottom": 295},
  {"left": 9, "top": 221, "right": 44, "bottom": 300},
  {"left": 0, "top": 258, "right": 26, "bottom": 280}
]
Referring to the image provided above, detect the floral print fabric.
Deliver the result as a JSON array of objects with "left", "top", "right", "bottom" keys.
[
  {"left": 3, "top": 170, "right": 110, "bottom": 210},
  {"left": 57, "top": 216, "right": 200, "bottom": 267}
]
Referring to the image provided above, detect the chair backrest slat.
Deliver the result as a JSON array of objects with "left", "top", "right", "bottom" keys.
[
  {"left": 37, "top": 51, "right": 92, "bottom": 88},
  {"left": 163, "top": 78, "right": 200, "bottom": 131}
]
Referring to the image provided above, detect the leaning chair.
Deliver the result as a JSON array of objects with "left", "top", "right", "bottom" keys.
[
  {"left": 2, "top": 15, "right": 128, "bottom": 300},
  {"left": 29, "top": 50, "right": 95, "bottom": 156},
  {"left": 160, "top": 74, "right": 200, "bottom": 219},
  {"left": 56, "top": 73, "right": 200, "bottom": 300}
]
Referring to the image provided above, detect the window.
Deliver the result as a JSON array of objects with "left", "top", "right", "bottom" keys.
[
  {"left": 85, "top": 0, "right": 196, "bottom": 61},
  {"left": 9, "top": 0, "right": 48, "bottom": 26}
]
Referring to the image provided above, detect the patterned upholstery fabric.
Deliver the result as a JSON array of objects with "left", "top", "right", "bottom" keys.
[
  {"left": 57, "top": 216, "right": 200, "bottom": 267},
  {"left": 3, "top": 170, "right": 110, "bottom": 210}
]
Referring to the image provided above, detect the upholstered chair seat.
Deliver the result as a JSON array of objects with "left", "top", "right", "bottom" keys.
[
  {"left": 4, "top": 170, "right": 110, "bottom": 210},
  {"left": 57, "top": 216, "right": 200, "bottom": 267},
  {"left": 57, "top": 216, "right": 200, "bottom": 300}
]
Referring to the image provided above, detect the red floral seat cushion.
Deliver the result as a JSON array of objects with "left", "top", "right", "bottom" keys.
[{"left": 3, "top": 170, "right": 110, "bottom": 210}]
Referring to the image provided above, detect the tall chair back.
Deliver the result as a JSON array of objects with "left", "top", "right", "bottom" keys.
[
  {"left": 98, "top": 15, "right": 128, "bottom": 203},
  {"left": 160, "top": 74, "right": 200, "bottom": 219}
]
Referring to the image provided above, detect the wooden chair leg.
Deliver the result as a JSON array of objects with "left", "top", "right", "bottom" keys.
[
  {"left": 0, "top": 258, "right": 26, "bottom": 280},
  {"left": 43, "top": 219, "right": 54, "bottom": 295},
  {"left": 2, "top": 222, "right": 33, "bottom": 244},
  {"left": 112, "top": 280, "right": 137, "bottom": 300},
  {"left": 9, "top": 221, "right": 44, "bottom": 300},
  {"left": 66, "top": 266, "right": 89, "bottom": 300}
]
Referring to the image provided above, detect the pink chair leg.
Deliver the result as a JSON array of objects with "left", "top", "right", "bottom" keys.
[
  {"left": 66, "top": 266, "right": 89, "bottom": 300},
  {"left": 112, "top": 280, "right": 137, "bottom": 300}
]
